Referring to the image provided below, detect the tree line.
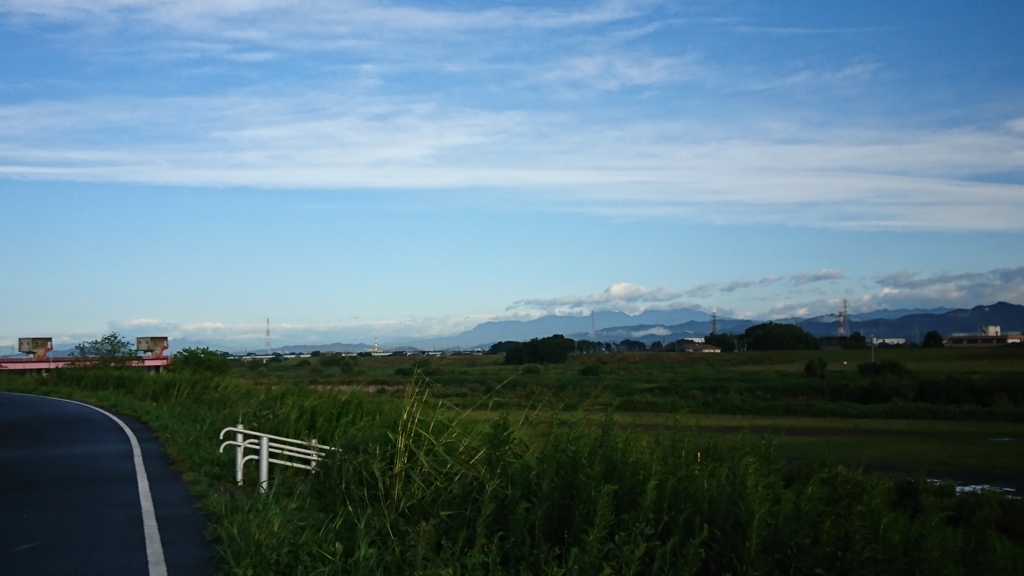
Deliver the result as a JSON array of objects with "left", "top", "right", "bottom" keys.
[
  {"left": 65, "top": 332, "right": 232, "bottom": 374},
  {"left": 490, "top": 323, "right": 947, "bottom": 360}
]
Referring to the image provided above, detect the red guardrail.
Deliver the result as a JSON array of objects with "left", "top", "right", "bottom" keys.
[{"left": 0, "top": 357, "right": 171, "bottom": 371}]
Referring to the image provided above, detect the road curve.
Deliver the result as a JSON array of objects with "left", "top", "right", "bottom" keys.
[{"left": 0, "top": 392, "right": 214, "bottom": 576}]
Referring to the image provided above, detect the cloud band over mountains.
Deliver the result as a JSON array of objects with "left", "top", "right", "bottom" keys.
[{"left": 5, "top": 265, "right": 1021, "bottom": 349}]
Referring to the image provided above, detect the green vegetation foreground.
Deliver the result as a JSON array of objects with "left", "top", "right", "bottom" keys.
[{"left": 2, "top": 370, "right": 1022, "bottom": 575}]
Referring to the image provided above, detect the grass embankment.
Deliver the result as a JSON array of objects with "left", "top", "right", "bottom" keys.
[{"left": 2, "top": 369, "right": 1023, "bottom": 575}]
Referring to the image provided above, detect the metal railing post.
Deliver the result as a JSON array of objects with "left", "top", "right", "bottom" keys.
[
  {"left": 258, "top": 436, "right": 270, "bottom": 494},
  {"left": 218, "top": 425, "right": 335, "bottom": 495},
  {"left": 235, "top": 424, "right": 245, "bottom": 485}
]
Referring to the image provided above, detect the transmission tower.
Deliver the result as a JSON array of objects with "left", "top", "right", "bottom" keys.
[
  {"left": 265, "top": 318, "right": 271, "bottom": 355},
  {"left": 837, "top": 300, "right": 850, "bottom": 338},
  {"left": 712, "top": 311, "right": 718, "bottom": 336},
  {"left": 590, "top": 310, "right": 597, "bottom": 342}
]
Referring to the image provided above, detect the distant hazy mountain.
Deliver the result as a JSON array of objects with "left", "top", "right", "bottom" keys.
[
  {"left": 798, "top": 302, "right": 1024, "bottom": 341},
  {"left": 167, "top": 338, "right": 235, "bottom": 354},
  {"left": 567, "top": 319, "right": 756, "bottom": 345},
  {"left": 408, "top": 307, "right": 710, "bottom": 350},
  {"left": 177, "top": 303, "right": 1024, "bottom": 351},
  {"left": 851, "top": 307, "right": 953, "bottom": 321},
  {"left": 271, "top": 343, "right": 375, "bottom": 354},
  {"left": 434, "top": 302, "right": 1023, "bottom": 348},
  {"left": 798, "top": 307, "right": 952, "bottom": 325}
]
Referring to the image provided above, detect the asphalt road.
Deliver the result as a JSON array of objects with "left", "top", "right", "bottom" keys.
[{"left": 0, "top": 392, "right": 214, "bottom": 576}]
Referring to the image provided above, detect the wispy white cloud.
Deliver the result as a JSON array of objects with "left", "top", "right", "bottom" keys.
[
  {"left": 2, "top": 1, "right": 1023, "bottom": 233},
  {"left": 734, "top": 25, "right": 887, "bottom": 35},
  {"left": 508, "top": 282, "right": 686, "bottom": 314},
  {"left": 883, "top": 268, "right": 1024, "bottom": 293},
  {"left": 792, "top": 268, "right": 845, "bottom": 287},
  {"left": 863, "top": 267, "right": 1024, "bottom": 309},
  {"left": 689, "top": 266, "right": 1024, "bottom": 320},
  {"left": 686, "top": 272, "right": 839, "bottom": 299},
  {"left": 0, "top": 0, "right": 648, "bottom": 49},
  {"left": 720, "top": 279, "right": 754, "bottom": 293},
  {"left": 633, "top": 327, "right": 671, "bottom": 337},
  {"left": 539, "top": 53, "right": 702, "bottom": 91},
  {"left": 763, "top": 301, "right": 823, "bottom": 319},
  {"left": 685, "top": 284, "right": 716, "bottom": 299},
  {"left": 2, "top": 94, "right": 1022, "bottom": 231},
  {"left": 0, "top": 0, "right": 656, "bottom": 88},
  {"left": 741, "top": 62, "right": 881, "bottom": 91}
]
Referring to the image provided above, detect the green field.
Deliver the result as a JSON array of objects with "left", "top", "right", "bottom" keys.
[
  {"left": 457, "top": 410, "right": 1024, "bottom": 486},
  {"left": 241, "top": 346, "right": 1024, "bottom": 484}
]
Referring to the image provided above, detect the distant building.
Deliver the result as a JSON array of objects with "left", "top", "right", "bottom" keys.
[
  {"left": 684, "top": 343, "right": 721, "bottom": 353},
  {"left": 872, "top": 337, "right": 907, "bottom": 346},
  {"left": 946, "top": 326, "right": 1024, "bottom": 347}
]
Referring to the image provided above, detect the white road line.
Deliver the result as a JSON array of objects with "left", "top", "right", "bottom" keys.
[{"left": 12, "top": 394, "right": 168, "bottom": 576}]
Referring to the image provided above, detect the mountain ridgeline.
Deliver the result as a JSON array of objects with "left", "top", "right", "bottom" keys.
[{"left": 425, "top": 302, "right": 1024, "bottom": 350}]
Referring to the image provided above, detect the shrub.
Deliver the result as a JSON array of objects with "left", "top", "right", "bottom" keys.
[
  {"left": 858, "top": 358, "right": 910, "bottom": 379},
  {"left": 172, "top": 347, "right": 232, "bottom": 375},
  {"left": 503, "top": 335, "right": 576, "bottom": 365},
  {"left": 320, "top": 353, "right": 346, "bottom": 367},
  {"left": 743, "top": 322, "right": 820, "bottom": 350},
  {"left": 520, "top": 363, "right": 542, "bottom": 374},
  {"left": 321, "top": 354, "right": 357, "bottom": 374},
  {"left": 923, "top": 330, "right": 945, "bottom": 348},
  {"left": 580, "top": 363, "right": 602, "bottom": 377},
  {"left": 68, "top": 332, "right": 140, "bottom": 370},
  {"left": 803, "top": 357, "right": 828, "bottom": 379},
  {"left": 487, "top": 341, "right": 521, "bottom": 354}
]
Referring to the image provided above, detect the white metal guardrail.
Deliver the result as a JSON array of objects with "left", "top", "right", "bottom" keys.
[{"left": 218, "top": 424, "right": 335, "bottom": 494}]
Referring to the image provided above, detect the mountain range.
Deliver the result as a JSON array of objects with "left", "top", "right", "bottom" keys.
[
  {"left": 248, "top": 302, "right": 1024, "bottom": 352},
  {"left": 401, "top": 303, "right": 1023, "bottom": 350},
  {"left": 798, "top": 302, "right": 1024, "bottom": 342}
]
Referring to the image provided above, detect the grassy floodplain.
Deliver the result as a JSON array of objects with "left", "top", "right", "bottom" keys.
[
  {"left": 246, "top": 346, "right": 1024, "bottom": 485},
  {"left": 2, "top": 345, "right": 1023, "bottom": 574}
]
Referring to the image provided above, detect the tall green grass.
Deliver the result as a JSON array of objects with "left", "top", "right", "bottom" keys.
[{"left": 2, "top": 371, "right": 1022, "bottom": 575}]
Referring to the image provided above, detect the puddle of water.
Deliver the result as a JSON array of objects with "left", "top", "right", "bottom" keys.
[{"left": 927, "top": 478, "right": 1018, "bottom": 495}]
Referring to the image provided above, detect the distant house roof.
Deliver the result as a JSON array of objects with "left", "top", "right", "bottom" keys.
[
  {"left": 684, "top": 343, "right": 721, "bottom": 353},
  {"left": 946, "top": 334, "right": 1024, "bottom": 347}
]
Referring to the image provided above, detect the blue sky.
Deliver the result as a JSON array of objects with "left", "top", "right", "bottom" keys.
[{"left": 1, "top": 0, "right": 1022, "bottom": 348}]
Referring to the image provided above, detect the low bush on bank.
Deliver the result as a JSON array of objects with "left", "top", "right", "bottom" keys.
[{"left": 803, "top": 357, "right": 828, "bottom": 379}]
